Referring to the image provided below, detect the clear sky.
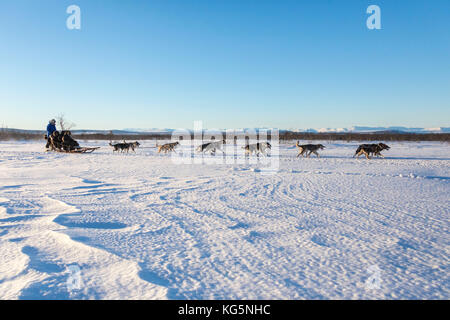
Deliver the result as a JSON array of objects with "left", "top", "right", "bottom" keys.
[{"left": 0, "top": 0, "right": 449, "bottom": 130}]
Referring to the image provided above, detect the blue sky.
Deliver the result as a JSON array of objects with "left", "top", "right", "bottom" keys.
[{"left": 0, "top": 0, "right": 449, "bottom": 130}]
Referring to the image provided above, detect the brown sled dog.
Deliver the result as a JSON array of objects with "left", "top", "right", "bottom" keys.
[{"left": 156, "top": 141, "right": 179, "bottom": 153}]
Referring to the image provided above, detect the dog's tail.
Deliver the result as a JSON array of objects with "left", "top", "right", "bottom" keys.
[
  {"left": 354, "top": 146, "right": 362, "bottom": 157},
  {"left": 296, "top": 141, "right": 300, "bottom": 148},
  {"left": 109, "top": 141, "right": 113, "bottom": 147}
]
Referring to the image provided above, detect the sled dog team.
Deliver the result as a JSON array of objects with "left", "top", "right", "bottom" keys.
[
  {"left": 294, "top": 141, "right": 390, "bottom": 159},
  {"left": 128, "top": 140, "right": 390, "bottom": 159},
  {"left": 295, "top": 142, "right": 390, "bottom": 159},
  {"left": 109, "top": 140, "right": 140, "bottom": 153}
]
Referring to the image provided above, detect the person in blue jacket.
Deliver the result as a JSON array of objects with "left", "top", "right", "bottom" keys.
[{"left": 45, "top": 119, "right": 57, "bottom": 149}]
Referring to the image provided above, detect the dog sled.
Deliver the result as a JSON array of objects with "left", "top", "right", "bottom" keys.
[{"left": 45, "top": 130, "right": 100, "bottom": 154}]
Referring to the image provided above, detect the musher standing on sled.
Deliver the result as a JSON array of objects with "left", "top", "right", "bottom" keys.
[{"left": 45, "top": 119, "right": 56, "bottom": 150}]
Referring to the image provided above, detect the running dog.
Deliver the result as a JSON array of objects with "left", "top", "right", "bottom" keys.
[
  {"left": 130, "top": 141, "right": 140, "bottom": 150},
  {"left": 196, "top": 140, "right": 226, "bottom": 155},
  {"left": 295, "top": 142, "right": 325, "bottom": 158},
  {"left": 156, "top": 141, "right": 179, "bottom": 153},
  {"left": 243, "top": 142, "right": 271, "bottom": 156},
  {"left": 109, "top": 141, "right": 131, "bottom": 153},
  {"left": 128, "top": 141, "right": 140, "bottom": 153},
  {"left": 354, "top": 143, "right": 390, "bottom": 159}
]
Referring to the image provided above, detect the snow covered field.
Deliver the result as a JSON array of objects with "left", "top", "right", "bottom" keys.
[{"left": 0, "top": 140, "right": 448, "bottom": 300}]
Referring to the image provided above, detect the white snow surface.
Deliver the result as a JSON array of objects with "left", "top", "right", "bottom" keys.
[{"left": 0, "top": 140, "right": 449, "bottom": 300}]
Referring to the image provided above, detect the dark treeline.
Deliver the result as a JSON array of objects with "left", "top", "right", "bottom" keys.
[
  {"left": 278, "top": 131, "right": 450, "bottom": 142},
  {"left": 1, "top": 129, "right": 449, "bottom": 142},
  {"left": 0, "top": 129, "right": 44, "bottom": 141}
]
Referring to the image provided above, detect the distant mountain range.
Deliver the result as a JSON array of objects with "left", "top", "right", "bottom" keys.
[
  {"left": 3, "top": 126, "right": 450, "bottom": 134},
  {"left": 287, "top": 126, "right": 450, "bottom": 134},
  {"left": 124, "top": 126, "right": 450, "bottom": 134}
]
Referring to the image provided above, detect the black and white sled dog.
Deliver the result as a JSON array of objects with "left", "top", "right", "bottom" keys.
[
  {"left": 243, "top": 142, "right": 271, "bottom": 156},
  {"left": 109, "top": 140, "right": 140, "bottom": 153},
  {"left": 109, "top": 141, "right": 130, "bottom": 153},
  {"left": 196, "top": 140, "right": 226, "bottom": 155},
  {"left": 295, "top": 142, "right": 325, "bottom": 158}
]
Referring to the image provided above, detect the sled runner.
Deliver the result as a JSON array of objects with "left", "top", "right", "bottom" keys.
[{"left": 52, "top": 146, "right": 100, "bottom": 154}]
